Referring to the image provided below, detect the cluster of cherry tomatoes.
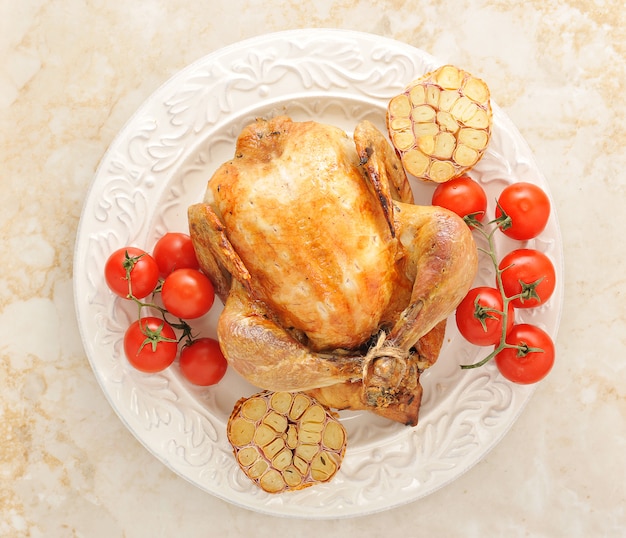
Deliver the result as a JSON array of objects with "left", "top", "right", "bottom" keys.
[
  {"left": 104, "top": 232, "right": 227, "bottom": 386},
  {"left": 432, "top": 176, "right": 556, "bottom": 384}
]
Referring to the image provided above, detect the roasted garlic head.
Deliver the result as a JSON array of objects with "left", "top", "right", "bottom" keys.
[
  {"left": 387, "top": 64, "right": 492, "bottom": 183},
  {"left": 227, "top": 391, "right": 347, "bottom": 493}
]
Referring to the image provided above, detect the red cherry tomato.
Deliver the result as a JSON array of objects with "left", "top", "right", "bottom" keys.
[
  {"left": 499, "top": 249, "right": 556, "bottom": 309},
  {"left": 495, "top": 324, "right": 555, "bottom": 384},
  {"left": 161, "top": 268, "right": 215, "bottom": 319},
  {"left": 105, "top": 247, "right": 160, "bottom": 299},
  {"left": 495, "top": 182, "right": 550, "bottom": 240},
  {"left": 432, "top": 175, "right": 487, "bottom": 225},
  {"left": 455, "top": 286, "right": 514, "bottom": 346},
  {"left": 123, "top": 317, "right": 178, "bottom": 373},
  {"left": 179, "top": 338, "right": 228, "bottom": 386},
  {"left": 152, "top": 232, "right": 200, "bottom": 276}
]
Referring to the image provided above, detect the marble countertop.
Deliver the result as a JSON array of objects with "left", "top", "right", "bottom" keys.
[{"left": 2, "top": 1, "right": 624, "bottom": 536}]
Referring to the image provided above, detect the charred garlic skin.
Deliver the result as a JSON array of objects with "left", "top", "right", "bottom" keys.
[
  {"left": 227, "top": 391, "right": 347, "bottom": 493},
  {"left": 387, "top": 64, "right": 492, "bottom": 183}
]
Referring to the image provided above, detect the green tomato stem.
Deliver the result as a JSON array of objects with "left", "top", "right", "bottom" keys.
[
  {"left": 123, "top": 250, "right": 145, "bottom": 299},
  {"left": 461, "top": 224, "right": 510, "bottom": 369},
  {"left": 460, "top": 220, "right": 545, "bottom": 369},
  {"left": 128, "top": 287, "right": 195, "bottom": 345}
]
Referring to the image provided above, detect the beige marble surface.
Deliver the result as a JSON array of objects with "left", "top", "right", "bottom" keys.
[{"left": 1, "top": 0, "right": 625, "bottom": 536}]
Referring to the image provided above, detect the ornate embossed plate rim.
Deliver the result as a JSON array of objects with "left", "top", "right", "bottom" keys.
[{"left": 73, "top": 29, "right": 563, "bottom": 519}]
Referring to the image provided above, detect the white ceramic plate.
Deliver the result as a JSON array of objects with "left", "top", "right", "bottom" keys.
[{"left": 74, "top": 29, "right": 563, "bottom": 518}]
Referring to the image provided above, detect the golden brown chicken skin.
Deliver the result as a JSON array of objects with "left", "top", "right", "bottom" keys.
[{"left": 188, "top": 116, "right": 477, "bottom": 425}]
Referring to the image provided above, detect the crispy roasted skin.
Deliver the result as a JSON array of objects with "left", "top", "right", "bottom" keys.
[
  {"left": 188, "top": 116, "right": 477, "bottom": 426},
  {"left": 195, "top": 117, "right": 405, "bottom": 352}
]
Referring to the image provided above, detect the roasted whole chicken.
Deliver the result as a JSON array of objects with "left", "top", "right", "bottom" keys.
[{"left": 188, "top": 116, "right": 478, "bottom": 425}]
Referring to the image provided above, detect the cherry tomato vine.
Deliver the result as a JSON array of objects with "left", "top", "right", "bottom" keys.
[
  {"left": 104, "top": 234, "right": 227, "bottom": 386},
  {"left": 459, "top": 220, "right": 544, "bottom": 370},
  {"left": 434, "top": 177, "right": 556, "bottom": 384}
]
